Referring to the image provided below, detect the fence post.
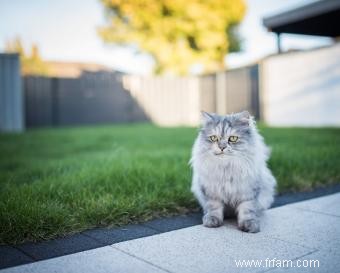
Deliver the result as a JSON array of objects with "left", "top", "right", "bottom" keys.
[
  {"left": 250, "top": 65, "right": 260, "bottom": 120},
  {"left": 51, "top": 77, "right": 59, "bottom": 126},
  {"left": 215, "top": 72, "right": 227, "bottom": 115}
]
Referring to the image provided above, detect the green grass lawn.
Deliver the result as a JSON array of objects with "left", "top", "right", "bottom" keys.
[{"left": 0, "top": 124, "right": 339, "bottom": 245}]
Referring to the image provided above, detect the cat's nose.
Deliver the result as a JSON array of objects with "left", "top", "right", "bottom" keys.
[{"left": 220, "top": 146, "right": 226, "bottom": 151}]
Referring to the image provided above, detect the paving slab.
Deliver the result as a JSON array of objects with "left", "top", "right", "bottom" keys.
[
  {"left": 83, "top": 224, "right": 160, "bottom": 245},
  {"left": 114, "top": 223, "right": 313, "bottom": 273},
  {"left": 17, "top": 233, "right": 105, "bottom": 261},
  {"left": 262, "top": 194, "right": 340, "bottom": 251},
  {"left": 143, "top": 212, "right": 202, "bottom": 232},
  {"left": 0, "top": 246, "right": 34, "bottom": 269},
  {"left": 0, "top": 246, "right": 167, "bottom": 273},
  {"left": 265, "top": 248, "right": 340, "bottom": 273},
  {"left": 288, "top": 192, "right": 340, "bottom": 217},
  {"left": 113, "top": 194, "right": 340, "bottom": 273}
]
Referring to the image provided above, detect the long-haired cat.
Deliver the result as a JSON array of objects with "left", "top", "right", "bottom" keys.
[{"left": 190, "top": 111, "right": 276, "bottom": 233}]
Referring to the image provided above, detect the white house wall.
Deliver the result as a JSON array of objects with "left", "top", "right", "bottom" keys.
[{"left": 261, "top": 43, "right": 340, "bottom": 127}]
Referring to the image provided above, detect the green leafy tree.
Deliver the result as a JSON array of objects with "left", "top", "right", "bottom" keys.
[
  {"left": 99, "top": 0, "right": 246, "bottom": 75},
  {"left": 5, "top": 38, "right": 50, "bottom": 76}
]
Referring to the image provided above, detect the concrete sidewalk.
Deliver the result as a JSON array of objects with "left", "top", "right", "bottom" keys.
[{"left": 2, "top": 193, "right": 340, "bottom": 273}]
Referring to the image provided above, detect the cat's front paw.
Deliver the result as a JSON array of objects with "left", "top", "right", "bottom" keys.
[
  {"left": 202, "top": 215, "right": 223, "bottom": 228},
  {"left": 238, "top": 218, "right": 260, "bottom": 233}
]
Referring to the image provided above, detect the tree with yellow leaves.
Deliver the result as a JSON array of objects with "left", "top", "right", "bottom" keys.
[{"left": 99, "top": 0, "right": 246, "bottom": 75}]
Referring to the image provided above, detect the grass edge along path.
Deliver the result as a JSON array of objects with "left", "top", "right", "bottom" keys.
[{"left": 0, "top": 124, "right": 339, "bottom": 244}]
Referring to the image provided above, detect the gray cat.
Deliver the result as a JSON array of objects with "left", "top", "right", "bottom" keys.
[{"left": 190, "top": 111, "right": 276, "bottom": 233}]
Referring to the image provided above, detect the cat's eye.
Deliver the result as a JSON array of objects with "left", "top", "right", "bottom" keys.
[
  {"left": 228, "top": 136, "right": 238, "bottom": 143},
  {"left": 209, "top": 135, "right": 218, "bottom": 142}
]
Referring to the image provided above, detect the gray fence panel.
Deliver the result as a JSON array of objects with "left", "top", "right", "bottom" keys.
[
  {"left": 56, "top": 71, "right": 148, "bottom": 126},
  {"left": 24, "top": 71, "right": 149, "bottom": 128},
  {"left": 199, "top": 74, "right": 216, "bottom": 113},
  {"left": 23, "top": 65, "right": 260, "bottom": 128},
  {"left": 198, "top": 65, "right": 259, "bottom": 119},
  {"left": 0, "top": 53, "right": 24, "bottom": 132},
  {"left": 223, "top": 65, "right": 259, "bottom": 118},
  {"left": 123, "top": 76, "right": 200, "bottom": 126},
  {"left": 24, "top": 76, "right": 53, "bottom": 127},
  {"left": 250, "top": 65, "right": 260, "bottom": 119},
  {"left": 225, "top": 68, "right": 251, "bottom": 114}
]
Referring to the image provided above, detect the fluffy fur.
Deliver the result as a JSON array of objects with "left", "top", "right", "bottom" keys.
[{"left": 190, "top": 111, "right": 276, "bottom": 233}]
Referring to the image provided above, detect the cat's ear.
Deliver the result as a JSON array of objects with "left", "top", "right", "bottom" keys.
[
  {"left": 201, "top": 111, "right": 215, "bottom": 125},
  {"left": 237, "top": 110, "right": 251, "bottom": 125}
]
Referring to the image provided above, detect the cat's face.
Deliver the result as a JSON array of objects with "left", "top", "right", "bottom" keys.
[{"left": 199, "top": 111, "right": 254, "bottom": 157}]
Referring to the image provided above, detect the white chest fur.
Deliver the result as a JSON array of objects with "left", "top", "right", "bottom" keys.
[{"left": 193, "top": 154, "right": 258, "bottom": 207}]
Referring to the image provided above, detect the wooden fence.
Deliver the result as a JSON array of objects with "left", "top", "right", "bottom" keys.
[
  {"left": 24, "top": 71, "right": 148, "bottom": 128},
  {"left": 123, "top": 64, "right": 259, "bottom": 126},
  {"left": 123, "top": 76, "right": 201, "bottom": 126},
  {"left": 23, "top": 65, "right": 259, "bottom": 128}
]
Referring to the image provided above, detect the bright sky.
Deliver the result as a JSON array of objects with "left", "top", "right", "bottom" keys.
[{"left": 0, "top": 0, "right": 332, "bottom": 75}]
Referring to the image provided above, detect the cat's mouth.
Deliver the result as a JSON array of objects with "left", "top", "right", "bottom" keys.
[{"left": 214, "top": 151, "right": 233, "bottom": 156}]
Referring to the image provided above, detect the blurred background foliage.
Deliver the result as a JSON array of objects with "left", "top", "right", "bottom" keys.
[
  {"left": 99, "top": 0, "right": 246, "bottom": 75},
  {"left": 5, "top": 37, "right": 50, "bottom": 76}
]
